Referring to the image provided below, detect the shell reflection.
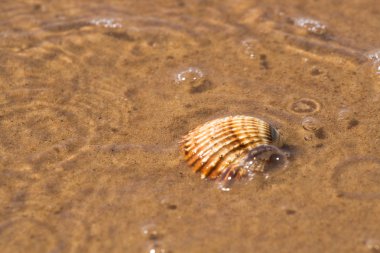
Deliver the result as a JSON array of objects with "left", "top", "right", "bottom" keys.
[{"left": 180, "top": 115, "right": 289, "bottom": 188}]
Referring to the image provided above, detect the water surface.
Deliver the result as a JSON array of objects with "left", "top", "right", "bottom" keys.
[{"left": 0, "top": 0, "right": 379, "bottom": 252}]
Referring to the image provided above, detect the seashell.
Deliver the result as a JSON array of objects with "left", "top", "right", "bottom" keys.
[{"left": 179, "top": 115, "right": 286, "bottom": 185}]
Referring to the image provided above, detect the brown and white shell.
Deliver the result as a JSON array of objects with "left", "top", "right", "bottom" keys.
[{"left": 179, "top": 115, "right": 284, "bottom": 182}]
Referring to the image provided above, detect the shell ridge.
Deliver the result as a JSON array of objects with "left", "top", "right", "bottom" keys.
[{"left": 184, "top": 127, "right": 265, "bottom": 164}]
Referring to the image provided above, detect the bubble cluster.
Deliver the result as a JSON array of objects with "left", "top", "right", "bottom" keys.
[
  {"left": 90, "top": 18, "right": 122, "bottom": 28},
  {"left": 289, "top": 98, "right": 321, "bottom": 114},
  {"left": 241, "top": 38, "right": 259, "bottom": 59},
  {"left": 293, "top": 17, "right": 327, "bottom": 36}
]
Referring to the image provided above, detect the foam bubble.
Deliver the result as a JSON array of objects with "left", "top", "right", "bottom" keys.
[
  {"left": 175, "top": 67, "right": 204, "bottom": 84},
  {"left": 301, "top": 116, "right": 321, "bottom": 131}
]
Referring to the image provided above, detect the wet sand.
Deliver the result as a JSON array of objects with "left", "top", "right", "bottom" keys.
[{"left": 0, "top": 0, "right": 379, "bottom": 252}]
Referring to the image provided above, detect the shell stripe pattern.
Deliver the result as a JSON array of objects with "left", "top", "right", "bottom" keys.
[{"left": 180, "top": 115, "right": 280, "bottom": 179}]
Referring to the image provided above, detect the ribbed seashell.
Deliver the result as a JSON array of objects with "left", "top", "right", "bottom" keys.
[{"left": 180, "top": 115, "right": 284, "bottom": 183}]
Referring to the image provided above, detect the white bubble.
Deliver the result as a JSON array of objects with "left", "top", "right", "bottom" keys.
[
  {"left": 175, "top": 67, "right": 204, "bottom": 84},
  {"left": 301, "top": 116, "right": 321, "bottom": 131},
  {"left": 337, "top": 108, "right": 353, "bottom": 121}
]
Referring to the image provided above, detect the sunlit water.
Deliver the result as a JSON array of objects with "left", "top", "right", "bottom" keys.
[{"left": 0, "top": 0, "right": 379, "bottom": 252}]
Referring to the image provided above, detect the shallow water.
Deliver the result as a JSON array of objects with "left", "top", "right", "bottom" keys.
[{"left": 0, "top": 0, "right": 379, "bottom": 252}]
